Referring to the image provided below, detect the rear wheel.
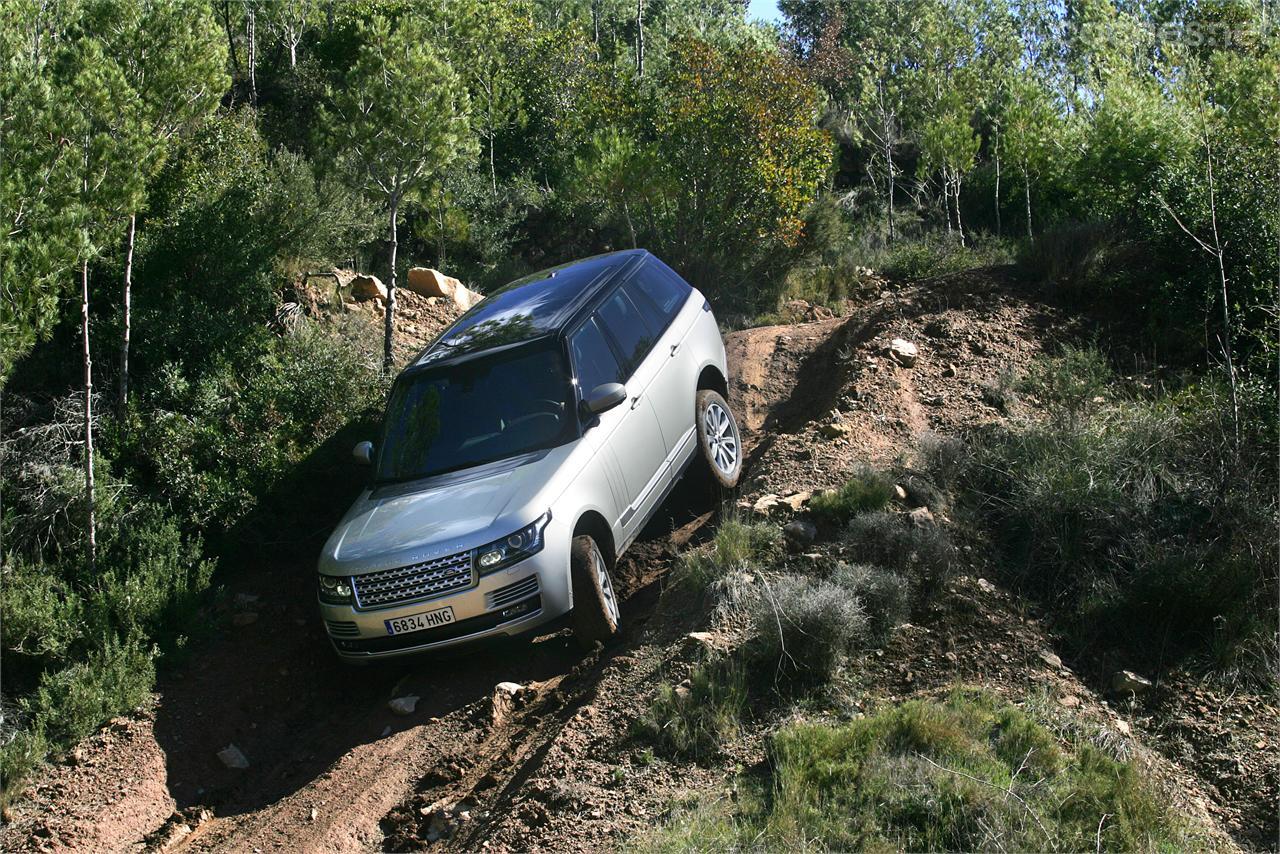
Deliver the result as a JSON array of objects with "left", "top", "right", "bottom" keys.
[
  {"left": 570, "top": 535, "right": 620, "bottom": 646},
  {"left": 696, "top": 389, "right": 742, "bottom": 489}
]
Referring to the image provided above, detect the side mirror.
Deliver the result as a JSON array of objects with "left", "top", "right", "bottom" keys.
[
  {"left": 352, "top": 441, "right": 374, "bottom": 465},
  {"left": 584, "top": 382, "right": 627, "bottom": 415}
]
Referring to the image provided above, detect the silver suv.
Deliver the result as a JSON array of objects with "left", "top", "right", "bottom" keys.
[{"left": 318, "top": 250, "right": 742, "bottom": 660}]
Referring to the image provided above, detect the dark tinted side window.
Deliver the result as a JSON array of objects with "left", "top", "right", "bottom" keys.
[
  {"left": 596, "top": 288, "right": 655, "bottom": 376},
  {"left": 630, "top": 260, "right": 691, "bottom": 324},
  {"left": 569, "top": 317, "right": 622, "bottom": 395}
]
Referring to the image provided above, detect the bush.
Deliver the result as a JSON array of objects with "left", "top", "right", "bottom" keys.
[
  {"left": 883, "top": 232, "right": 1016, "bottom": 280},
  {"left": 638, "top": 690, "right": 1207, "bottom": 852},
  {"left": 632, "top": 662, "right": 748, "bottom": 761},
  {"left": 844, "top": 511, "right": 958, "bottom": 606},
  {"left": 665, "top": 517, "right": 780, "bottom": 602},
  {"left": 831, "top": 563, "right": 910, "bottom": 645},
  {"left": 808, "top": 466, "right": 894, "bottom": 524},
  {"left": 946, "top": 355, "right": 1278, "bottom": 684},
  {"left": 747, "top": 574, "right": 868, "bottom": 686}
]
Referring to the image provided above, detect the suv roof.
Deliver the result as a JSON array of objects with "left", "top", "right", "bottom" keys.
[{"left": 410, "top": 249, "right": 647, "bottom": 370}]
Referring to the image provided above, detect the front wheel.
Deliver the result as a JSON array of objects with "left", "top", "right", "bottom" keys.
[
  {"left": 696, "top": 389, "right": 742, "bottom": 489},
  {"left": 570, "top": 535, "right": 620, "bottom": 647}
]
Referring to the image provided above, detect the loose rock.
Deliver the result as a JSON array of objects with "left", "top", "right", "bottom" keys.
[
  {"left": 351, "top": 273, "right": 387, "bottom": 301},
  {"left": 888, "top": 338, "right": 919, "bottom": 367},
  {"left": 783, "top": 519, "right": 817, "bottom": 548},
  {"left": 1111, "top": 670, "right": 1154, "bottom": 696},
  {"left": 217, "top": 744, "right": 250, "bottom": 770},
  {"left": 388, "top": 695, "right": 420, "bottom": 716},
  {"left": 907, "top": 506, "right": 935, "bottom": 528}
]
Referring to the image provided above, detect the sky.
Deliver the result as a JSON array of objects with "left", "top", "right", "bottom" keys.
[{"left": 747, "top": 0, "right": 782, "bottom": 24}]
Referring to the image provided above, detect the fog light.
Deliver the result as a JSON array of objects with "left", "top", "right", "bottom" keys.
[{"left": 478, "top": 549, "right": 503, "bottom": 569}]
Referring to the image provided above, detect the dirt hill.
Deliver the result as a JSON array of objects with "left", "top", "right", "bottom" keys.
[{"left": 2, "top": 268, "right": 1273, "bottom": 853}]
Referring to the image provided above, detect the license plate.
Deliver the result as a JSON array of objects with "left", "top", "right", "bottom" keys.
[{"left": 385, "top": 606, "right": 456, "bottom": 636}]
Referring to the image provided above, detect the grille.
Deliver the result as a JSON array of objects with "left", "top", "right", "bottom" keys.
[
  {"left": 325, "top": 620, "right": 360, "bottom": 637},
  {"left": 486, "top": 575, "right": 540, "bottom": 611},
  {"left": 352, "top": 551, "right": 474, "bottom": 609}
]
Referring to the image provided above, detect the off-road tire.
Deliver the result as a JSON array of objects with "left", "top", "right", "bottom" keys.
[
  {"left": 570, "top": 535, "right": 620, "bottom": 647},
  {"left": 696, "top": 389, "right": 742, "bottom": 489}
]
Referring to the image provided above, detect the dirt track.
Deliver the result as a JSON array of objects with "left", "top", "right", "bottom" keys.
[{"left": 4, "top": 270, "right": 1274, "bottom": 852}]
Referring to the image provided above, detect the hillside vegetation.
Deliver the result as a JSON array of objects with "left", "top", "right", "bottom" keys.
[{"left": 1, "top": 0, "right": 1275, "bottom": 845}]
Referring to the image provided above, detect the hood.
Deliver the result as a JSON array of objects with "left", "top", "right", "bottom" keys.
[{"left": 319, "top": 446, "right": 571, "bottom": 575}]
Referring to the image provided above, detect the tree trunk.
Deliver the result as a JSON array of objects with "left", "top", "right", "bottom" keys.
[
  {"left": 591, "top": 0, "right": 600, "bottom": 48},
  {"left": 1203, "top": 139, "right": 1239, "bottom": 445},
  {"left": 943, "top": 174, "right": 953, "bottom": 237},
  {"left": 247, "top": 6, "right": 257, "bottom": 107},
  {"left": 1024, "top": 170, "right": 1033, "bottom": 238},
  {"left": 118, "top": 212, "right": 135, "bottom": 413},
  {"left": 289, "top": 39, "right": 297, "bottom": 68},
  {"left": 436, "top": 186, "right": 446, "bottom": 269},
  {"left": 385, "top": 196, "right": 398, "bottom": 373},
  {"left": 81, "top": 258, "right": 97, "bottom": 571},
  {"left": 635, "top": 0, "right": 644, "bottom": 76},
  {"left": 993, "top": 129, "right": 1002, "bottom": 236},
  {"left": 622, "top": 199, "right": 636, "bottom": 248},
  {"left": 885, "top": 127, "right": 896, "bottom": 243},
  {"left": 954, "top": 174, "right": 965, "bottom": 246},
  {"left": 221, "top": 1, "right": 242, "bottom": 80}
]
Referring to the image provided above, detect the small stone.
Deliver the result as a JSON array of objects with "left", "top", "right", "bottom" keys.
[
  {"left": 820, "top": 421, "right": 853, "bottom": 439},
  {"left": 1114, "top": 719, "right": 1131, "bottom": 736},
  {"left": 780, "top": 491, "right": 813, "bottom": 512},
  {"left": 388, "top": 696, "right": 420, "bottom": 716},
  {"left": 752, "top": 493, "right": 781, "bottom": 515},
  {"left": 907, "top": 506, "right": 935, "bottom": 527},
  {"left": 888, "top": 338, "right": 918, "bottom": 367},
  {"left": 231, "top": 612, "right": 259, "bottom": 627},
  {"left": 217, "top": 744, "right": 250, "bottom": 770},
  {"left": 308, "top": 807, "right": 318, "bottom": 822},
  {"left": 1059, "top": 694, "right": 1081, "bottom": 709},
  {"left": 976, "top": 578, "right": 998, "bottom": 594},
  {"left": 942, "top": 363, "right": 958, "bottom": 378},
  {"left": 381, "top": 726, "right": 391, "bottom": 737},
  {"left": 685, "top": 631, "right": 720, "bottom": 650},
  {"left": 783, "top": 519, "right": 817, "bottom": 547},
  {"left": 1110, "top": 670, "right": 1154, "bottom": 696},
  {"left": 893, "top": 484, "right": 909, "bottom": 502},
  {"left": 1038, "top": 650, "right": 1063, "bottom": 670}
]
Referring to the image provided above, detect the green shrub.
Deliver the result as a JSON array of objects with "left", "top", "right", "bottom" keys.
[
  {"left": 1016, "top": 220, "right": 1130, "bottom": 298},
  {"left": 830, "top": 563, "right": 910, "bottom": 645},
  {"left": 638, "top": 690, "right": 1207, "bottom": 852},
  {"left": 844, "top": 511, "right": 958, "bottom": 606},
  {"left": 947, "top": 361, "right": 1277, "bottom": 685},
  {"left": 1018, "top": 345, "right": 1113, "bottom": 424},
  {"left": 633, "top": 662, "right": 748, "bottom": 761},
  {"left": 666, "top": 517, "right": 780, "bottom": 600},
  {"left": 808, "top": 466, "right": 894, "bottom": 524},
  {"left": 883, "top": 233, "right": 1016, "bottom": 280},
  {"left": 26, "top": 635, "right": 155, "bottom": 749},
  {"left": 747, "top": 574, "right": 868, "bottom": 686}
]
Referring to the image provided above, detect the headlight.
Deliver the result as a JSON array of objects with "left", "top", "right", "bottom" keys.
[
  {"left": 475, "top": 512, "right": 551, "bottom": 574},
  {"left": 318, "top": 574, "right": 354, "bottom": 604}
]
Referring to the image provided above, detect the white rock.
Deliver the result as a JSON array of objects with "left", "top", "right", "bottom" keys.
[
  {"left": 907, "top": 506, "right": 935, "bottom": 527},
  {"left": 217, "top": 744, "right": 250, "bottom": 770},
  {"left": 888, "top": 338, "right": 919, "bottom": 367},
  {"left": 406, "top": 267, "right": 480, "bottom": 310},
  {"left": 495, "top": 681, "right": 524, "bottom": 696},
  {"left": 1111, "top": 670, "right": 1154, "bottom": 695},
  {"left": 388, "top": 695, "right": 420, "bottom": 716}
]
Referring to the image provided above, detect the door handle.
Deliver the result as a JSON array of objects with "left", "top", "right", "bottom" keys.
[
  {"left": 630, "top": 392, "right": 643, "bottom": 410},
  {"left": 670, "top": 343, "right": 681, "bottom": 357}
]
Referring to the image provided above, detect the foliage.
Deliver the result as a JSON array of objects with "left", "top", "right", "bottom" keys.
[
  {"left": 808, "top": 466, "right": 894, "bottom": 524},
  {"left": 944, "top": 351, "right": 1278, "bottom": 684},
  {"left": 639, "top": 689, "right": 1207, "bottom": 852},
  {"left": 843, "top": 510, "right": 958, "bottom": 607},
  {"left": 632, "top": 661, "right": 748, "bottom": 761},
  {"left": 747, "top": 573, "right": 868, "bottom": 686}
]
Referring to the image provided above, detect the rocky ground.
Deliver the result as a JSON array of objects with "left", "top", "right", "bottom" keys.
[{"left": 2, "top": 266, "right": 1274, "bottom": 853}]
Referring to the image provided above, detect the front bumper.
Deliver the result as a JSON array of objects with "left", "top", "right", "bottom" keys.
[{"left": 319, "top": 528, "right": 572, "bottom": 659}]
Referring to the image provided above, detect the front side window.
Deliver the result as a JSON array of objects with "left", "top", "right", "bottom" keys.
[
  {"left": 569, "top": 317, "right": 622, "bottom": 396},
  {"left": 377, "top": 344, "right": 573, "bottom": 482},
  {"left": 595, "top": 288, "right": 655, "bottom": 376}
]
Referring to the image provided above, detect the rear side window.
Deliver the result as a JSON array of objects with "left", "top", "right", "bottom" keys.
[
  {"left": 596, "top": 288, "right": 655, "bottom": 376},
  {"left": 569, "top": 317, "right": 622, "bottom": 395},
  {"left": 630, "top": 260, "right": 691, "bottom": 324}
]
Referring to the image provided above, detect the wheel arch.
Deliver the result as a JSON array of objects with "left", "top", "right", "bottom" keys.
[
  {"left": 573, "top": 510, "right": 616, "bottom": 567},
  {"left": 696, "top": 363, "right": 728, "bottom": 399}
]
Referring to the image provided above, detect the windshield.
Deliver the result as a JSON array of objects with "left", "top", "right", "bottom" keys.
[{"left": 377, "top": 344, "right": 574, "bottom": 482}]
